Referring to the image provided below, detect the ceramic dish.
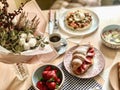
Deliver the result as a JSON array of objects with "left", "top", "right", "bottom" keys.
[
  {"left": 101, "top": 24, "right": 120, "bottom": 49},
  {"left": 59, "top": 8, "right": 99, "bottom": 36},
  {"left": 63, "top": 45, "right": 105, "bottom": 78},
  {"left": 32, "top": 64, "right": 65, "bottom": 90},
  {"left": 109, "top": 63, "right": 119, "bottom": 90}
]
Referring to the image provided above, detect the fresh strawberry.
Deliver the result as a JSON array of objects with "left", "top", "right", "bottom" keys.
[
  {"left": 80, "top": 66, "right": 85, "bottom": 73},
  {"left": 76, "top": 67, "right": 81, "bottom": 73},
  {"left": 46, "top": 71, "right": 58, "bottom": 81},
  {"left": 85, "top": 57, "right": 92, "bottom": 64},
  {"left": 42, "top": 71, "right": 49, "bottom": 80},
  {"left": 45, "top": 66, "right": 52, "bottom": 71},
  {"left": 56, "top": 78, "right": 61, "bottom": 84},
  {"left": 87, "top": 52, "right": 95, "bottom": 57},
  {"left": 47, "top": 82, "right": 56, "bottom": 90},
  {"left": 42, "top": 85, "right": 48, "bottom": 90},
  {"left": 81, "top": 64, "right": 87, "bottom": 70},
  {"left": 89, "top": 47, "right": 94, "bottom": 53},
  {"left": 36, "top": 81, "right": 43, "bottom": 89},
  {"left": 86, "top": 56, "right": 92, "bottom": 60},
  {"left": 37, "top": 66, "right": 61, "bottom": 90},
  {"left": 52, "top": 69, "right": 57, "bottom": 74}
]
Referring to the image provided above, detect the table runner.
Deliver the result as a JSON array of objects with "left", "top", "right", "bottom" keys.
[{"left": 28, "top": 62, "right": 102, "bottom": 90}]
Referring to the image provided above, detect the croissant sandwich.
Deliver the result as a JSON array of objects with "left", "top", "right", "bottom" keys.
[{"left": 71, "top": 44, "right": 95, "bottom": 75}]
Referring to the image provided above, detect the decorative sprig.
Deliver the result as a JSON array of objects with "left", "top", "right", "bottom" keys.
[
  {"left": 0, "top": 0, "right": 48, "bottom": 53},
  {"left": 0, "top": 0, "right": 29, "bottom": 30}
]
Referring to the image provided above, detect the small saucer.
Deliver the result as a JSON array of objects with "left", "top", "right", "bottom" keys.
[{"left": 55, "top": 38, "right": 67, "bottom": 55}]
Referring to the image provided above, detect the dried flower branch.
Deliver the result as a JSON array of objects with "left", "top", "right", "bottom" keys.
[
  {"left": 0, "top": 0, "right": 30, "bottom": 30},
  {"left": 0, "top": 0, "right": 48, "bottom": 53}
]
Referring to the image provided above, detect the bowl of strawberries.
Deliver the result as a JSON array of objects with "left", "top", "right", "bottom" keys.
[{"left": 32, "top": 64, "right": 65, "bottom": 90}]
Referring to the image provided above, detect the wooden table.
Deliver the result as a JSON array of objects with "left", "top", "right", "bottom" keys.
[{"left": 0, "top": 0, "right": 120, "bottom": 90}]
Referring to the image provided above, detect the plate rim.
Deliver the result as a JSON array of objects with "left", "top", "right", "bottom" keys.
[
  {"left": 63, "top": 45, "right": 105, "bottom": 79},
  {"left": 59, "top": 8, "right": 99, "bottom": 36},
  {"left": 109, "top": 62, "right": 119, "bottom": 90}
]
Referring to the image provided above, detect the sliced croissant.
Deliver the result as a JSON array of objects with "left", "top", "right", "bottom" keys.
[
  {"left": 72, "top": 58, "right": 82, "bottom": 71},
  {"left": 74, "top": 64, "right": 91, "bottom": 75},
  {"left": 71, "top": 44, "right": 95, "bottom": 75},
  {"left": 73, "top": 45, "right": 90, "bottom": 55},
  {"left": 72, "top": 53, "right": 86, "bottom": 62}
]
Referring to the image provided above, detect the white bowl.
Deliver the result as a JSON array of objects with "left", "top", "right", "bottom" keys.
[
  {"left": 32, "top": 64, "right": 65, "bottom": 90},
  {"left": 101, "top": 24, "right": 120, "bottom": 49}
]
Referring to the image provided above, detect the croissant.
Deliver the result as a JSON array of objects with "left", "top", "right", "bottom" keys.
[
  {"left": 74, "top": 64, "right": 91, "bottom": 75},
  {"left": 72, "top": 58, "right": 82, "bottom": 71},
  {"left": 73, "top": 45, "right": 90, "bottom": 55},
  {"left": 71, "top": 45, "right": 95, "bottom": 75}
]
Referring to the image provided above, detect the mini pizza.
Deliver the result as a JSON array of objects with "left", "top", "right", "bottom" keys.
[
  {"left": 71, "top": 44, "right": 95, "bottom": 75},
  {"left": 64, "top": 10, "right": 92, "bottom": 31}
]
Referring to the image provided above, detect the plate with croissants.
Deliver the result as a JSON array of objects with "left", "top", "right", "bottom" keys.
[{"left": 63, "top": 44, "right": 105, "bottom": 78}]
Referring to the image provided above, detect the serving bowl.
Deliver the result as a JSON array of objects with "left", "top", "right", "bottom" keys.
[
  {"left": 101, "top": 24, "right": 120, "bottom": 49},
  {"left": 32, "top": 64, "right": 65, "bottom": 90}
]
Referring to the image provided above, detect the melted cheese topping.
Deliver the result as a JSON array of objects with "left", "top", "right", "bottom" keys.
[
  {"left": 65, "top": 10, "right": 92, "bottom": 31},
  {"left": 74, "top": 11, "right": 85, "bottom": 21}
]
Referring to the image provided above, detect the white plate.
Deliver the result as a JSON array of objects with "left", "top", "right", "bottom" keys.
[
  {"left": 63, "top": 45, "right": 105, "bottom": 78},
  {"left": 59, "top": 8, "right": 99, "bottom": 36}
]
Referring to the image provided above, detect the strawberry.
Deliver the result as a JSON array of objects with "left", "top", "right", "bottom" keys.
[
  {"left": 76, "top": 67, "right": 81, "bottom": 73},
  {"left": 45, "top": 66, "right": 52, "bottom": 71},
  {"left": 36, "top": 81, "right": 49, "bottom": 90},
  {"left": 47, "top": 82, "right": 56, "bottom": 90},
  {"left": 87, "top": 52, "right": 95, "bottom": 57},
  {"left": 81, "top": 64, "right": 87, "bottom": 70},
  {"left": 37, "top": 66, "right": 61, "bottom": 90},
  {"left": 85, "top": 57, "right": 92, "bottom": 64},
  {"left": 42, "top": 85, "right": 48, "bottom": 90},
  {"left": 52, "top": 69, "right": 57, "bottom": 74},
  {"left": 42, "top": 71, "right": 49, "bottom": 80},
  {"left": 56, "top": 78, "right": 61, "bottom": 84},
  {"left": 80, "top": 66, "right": 85, "bottom": 73},
  {"left": 36, "top": 81, "right": 43, "bottom": 89},
  {"left": 46, "top": 71, "right": 58, "bottom": 81},
  {"left": 89, "top": 47, "right": 94, "bottom": 53}
]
